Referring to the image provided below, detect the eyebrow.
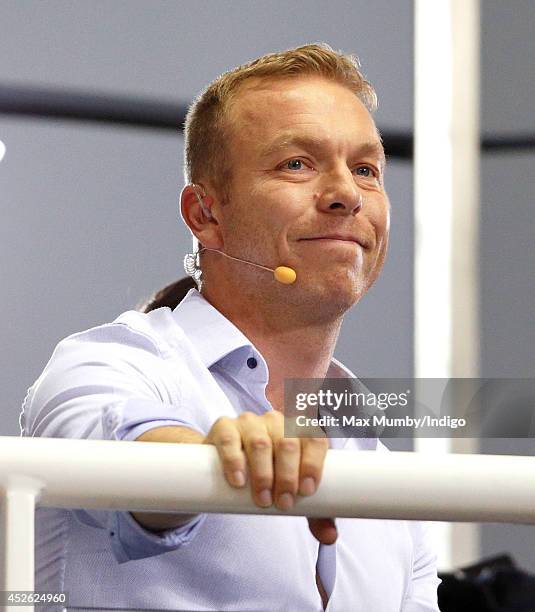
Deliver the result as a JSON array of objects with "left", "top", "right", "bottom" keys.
[{"left": 259, "top": 133, "right": 386, "bottom": 167}]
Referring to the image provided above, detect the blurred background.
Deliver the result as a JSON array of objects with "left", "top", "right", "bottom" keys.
[{"left": 1, "top": 0, "right": 534, "bottom": 573}]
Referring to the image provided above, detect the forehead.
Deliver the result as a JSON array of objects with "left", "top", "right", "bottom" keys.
[{"left": 227, "top": 76, "right": 379, "bottom": 152}]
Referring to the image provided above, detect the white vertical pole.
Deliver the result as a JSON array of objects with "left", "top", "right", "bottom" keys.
[
  {"left": 449, "top": 0, "right": 481, "bottom": 569},
  {"left": 414, "top": 0, "right": 481, "bottom": 570},
  {"left": 0, "top": 476, "right": 42, "bottom": 612}
]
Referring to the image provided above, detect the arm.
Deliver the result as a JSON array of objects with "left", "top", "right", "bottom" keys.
[
  {"left": 22, "top": 323, "right": 210, "bottom": 563},
  {"left": 23, "top": 320, "right": 334, "bottom": 555},
  {"left": 130, "top": 425, "right": 204, "bottom": 531}
]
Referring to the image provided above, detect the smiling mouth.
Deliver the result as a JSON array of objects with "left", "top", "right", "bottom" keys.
[{"left": 299, "top": 237, "right": 366, "bottom": 248}]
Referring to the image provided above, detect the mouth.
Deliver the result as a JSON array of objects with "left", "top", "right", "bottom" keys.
[{"left": 298, "top": 234, "right": 368, "bottom": 248}]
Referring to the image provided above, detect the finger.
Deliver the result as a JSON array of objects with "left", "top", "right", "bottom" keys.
[
  {"left": 264, "top": 412, "right": 300, "bottom": 510},
  {"left": 298, "top": 437, "right": 329, "bottom": 497},
  {"left": 308, "top": 518, "right": 338, "bottom": 545},
  {"left": 272, "top": 436, "right": 301, "bottom": 510},
  {"left": 205, "top": 417, "right": 247, "bottom": 488},
  {"left": 239, "top": 413, "right": 274, "bottom": 508}
]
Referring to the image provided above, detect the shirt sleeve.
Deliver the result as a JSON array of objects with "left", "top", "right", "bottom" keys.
[
  {"left": 401, "top": 521, "right": 441, "bottom": 612},
  {"left": 21, "top": 320, "right": 208, "bottom": 564}
]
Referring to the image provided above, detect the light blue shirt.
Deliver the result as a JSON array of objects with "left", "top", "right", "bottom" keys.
[{"left": 21, "top": 288, "right": 440, "bottom": 611}]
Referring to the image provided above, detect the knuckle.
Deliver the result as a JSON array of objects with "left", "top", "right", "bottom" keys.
[
  {"left": 276, "top": 438, "right": 299, "bottom": 453},
  {"left": 239, "top": 411, "right": 256, "bottom": 423},
  {"left": 248, "top": 436, "right": 272, "bottom": 452},
  {"left": 212, "top": 416, "right": 234, "bottom": 431},
  {"left": 217, "top": 433, "right": 237, "bottom": 447}
]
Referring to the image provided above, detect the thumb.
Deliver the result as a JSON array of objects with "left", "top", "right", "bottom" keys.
[{"left": 308, "top": 517, "right": 338, "bottom": 545}]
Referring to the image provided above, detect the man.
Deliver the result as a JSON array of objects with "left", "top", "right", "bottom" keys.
[{"left": 22, "top": 44, "right": 440, "bottom": 611}]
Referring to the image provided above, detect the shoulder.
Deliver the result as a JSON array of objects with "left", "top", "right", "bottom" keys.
[
  {"left": 111, "top": 307, "right": 186, "bottom": 354},
  {"left": 20, "top": 308, "right": 186, "bottom": 436},
  {"left": 52, "top": 306, "right": 185, "bottom": 361},
  {"left": 31, "top": 306, "right": 191, "bottom": 393}
]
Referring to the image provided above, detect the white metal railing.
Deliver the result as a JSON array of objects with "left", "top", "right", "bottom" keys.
[{"left": 3, "top": 436, "right": 535, "bottom": 610}]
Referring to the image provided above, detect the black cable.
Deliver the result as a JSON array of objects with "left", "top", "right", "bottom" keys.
[{"left": 1, "top": 84, "right": 533, "bottom": 159}]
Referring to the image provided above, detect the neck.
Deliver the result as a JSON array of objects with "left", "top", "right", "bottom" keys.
[{"left": 201, "top": 277, "right": 344, "bottom": 412}]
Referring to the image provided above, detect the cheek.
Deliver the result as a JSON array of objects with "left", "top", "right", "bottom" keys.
[
  {"left": 369, "top": 196, "right": 390, "bottom": 236},
  {"left": 222, "top": 203, "right": 276, "bottom": 250},
  {"left": 254, "top": 192, "right": 303, "bottom": 233},
  {"left": 226, "top": 183, "right": 311, "bottom": 249}
]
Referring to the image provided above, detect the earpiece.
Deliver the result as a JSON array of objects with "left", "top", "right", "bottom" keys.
[{"left": 192, "top": 185, "right": 213, "bottom": 220}]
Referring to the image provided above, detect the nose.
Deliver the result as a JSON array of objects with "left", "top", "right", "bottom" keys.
[{"left": 316, "top": 167, "right": 363, "bottom": 216}]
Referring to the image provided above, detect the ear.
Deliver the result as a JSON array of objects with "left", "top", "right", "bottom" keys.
[{"left": 180, "top": 184, "right": 223, "bottom": 249}]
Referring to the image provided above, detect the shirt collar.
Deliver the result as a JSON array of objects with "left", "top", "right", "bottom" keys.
[
  {"left": 172, "top": 289, "right": 364, "bottom": 380},
  {"left": 172, "top": 288, "right": 254, "bottom": 369}
]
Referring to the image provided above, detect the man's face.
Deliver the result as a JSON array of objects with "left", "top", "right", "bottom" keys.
[{"left": 215, "top": 75, "right": 390, "bottom": 315}]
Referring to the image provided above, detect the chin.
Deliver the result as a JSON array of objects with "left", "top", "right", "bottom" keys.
[
  {"left": 329, "top": 282, "right": 362, "bottom": 310},
  {"left": 305, "top": 273, "right": 363, "bottom": 317}
]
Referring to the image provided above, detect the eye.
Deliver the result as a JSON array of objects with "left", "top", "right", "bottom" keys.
[
  {"left": 284, "top": 158, "right": 306, "bottom": 171},
  {"left": 354, "top": 165, "right": 376, "bottom": 178},
  {"left": 275, "top": 157, "right": 315, "bottom": 178}
]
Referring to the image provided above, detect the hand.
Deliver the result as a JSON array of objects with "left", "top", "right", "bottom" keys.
[{"left": 203, "top": 410, "right": 337, "bottom": 545}]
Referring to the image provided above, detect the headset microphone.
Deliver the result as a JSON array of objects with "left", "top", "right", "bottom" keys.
[
  {"left": 200, "top": 248, "right": 297, "bottom": 284},
  {"left": 190, "top": 186, "right": 297, "bottom": 285}
]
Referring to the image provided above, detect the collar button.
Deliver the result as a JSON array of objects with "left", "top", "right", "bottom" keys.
[{"left": 247, "top": 357, "right": 258, "bottom": 369}]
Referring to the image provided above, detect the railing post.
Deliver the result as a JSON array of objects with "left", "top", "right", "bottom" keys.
[{"left": 0, "top": 475, "right": 43, "bottom": 612}]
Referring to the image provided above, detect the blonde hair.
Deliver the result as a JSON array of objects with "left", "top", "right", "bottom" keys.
[{"left": 183, "top": 43, "right": 377, "bottom": 201}]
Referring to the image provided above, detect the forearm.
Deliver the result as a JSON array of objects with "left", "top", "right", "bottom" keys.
[{"left": 131, "top": 425, "right": 205, "bottom": 531}]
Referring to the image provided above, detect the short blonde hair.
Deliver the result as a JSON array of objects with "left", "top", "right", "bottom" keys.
[{"left": 183, "top": 43, "right": 377, "bottom": 200}]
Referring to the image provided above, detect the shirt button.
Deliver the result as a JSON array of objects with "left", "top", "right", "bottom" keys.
[{"left": 247, "top": 357, "right": 258, "bottom": 369}]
